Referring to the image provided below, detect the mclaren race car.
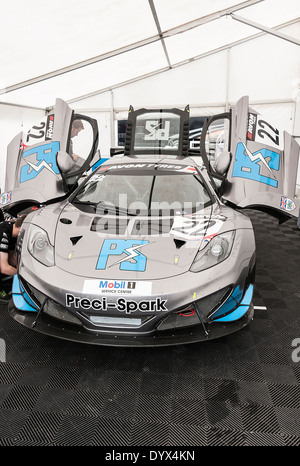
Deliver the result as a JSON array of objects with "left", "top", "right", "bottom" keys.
[{"left": 1, "top": 97, "right": 299, "bottom": 346}]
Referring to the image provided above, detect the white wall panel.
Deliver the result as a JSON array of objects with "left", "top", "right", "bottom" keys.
[
  {"left": 0, "top": 105, "right": 45, "bottom": 192},
  {"left": 111, "top": 52, "right": 229, "bottom": 109},
  {"left": 227, "top": 23, "right": 300, "bottom": 103}
]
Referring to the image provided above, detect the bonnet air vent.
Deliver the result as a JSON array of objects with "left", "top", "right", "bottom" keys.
[
  {"left": 60, "top": 218, "right": 72, "bottom": 224},
  {"left": 173, "top": 238, "right": 186, "bottom": 249},
  {"left": 70, "top": 236, "right": 83, "bottom": 245}
]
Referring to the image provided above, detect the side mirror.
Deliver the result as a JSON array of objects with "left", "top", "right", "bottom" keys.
[
  {"left": 57, "top": 151, "right": 74, "bottom": 174},
  {"left": 214, "top": 151, "right": 231, "bottom": 175}
]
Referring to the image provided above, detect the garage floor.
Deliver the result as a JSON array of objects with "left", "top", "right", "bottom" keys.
[{"left": 0, "top": 209, "right": 299, "bottom": 447}]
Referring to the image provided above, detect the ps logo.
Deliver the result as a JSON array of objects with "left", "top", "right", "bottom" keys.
[
  {"left": 145, "top": 120, "right": 170, "bottom": 141},
  {"left": 96, "top": 239, "right": 149, "bottom": 272},
  {"left": 232, "top": 141, "right": 280, "bottom": 188},
  {"left": 20, "top": 141, "right": 60, "bottom": 183}
]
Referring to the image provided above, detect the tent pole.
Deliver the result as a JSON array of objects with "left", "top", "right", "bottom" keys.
[
  {"left": 225, "top": 48, "right": 231, "bottom": 112},
  {"left": 231, "top": 14, "right": 300, "bottom": 46},
  {"left": 110, "top": 91, "right": 115, "bottom": 149}
]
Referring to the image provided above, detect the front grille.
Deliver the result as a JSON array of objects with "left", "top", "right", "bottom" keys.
[
  {"left": 80, "top": 310, "right": 153, "bottom": 329},
  {"left": 157, "top": 305, "right": 200, "bottom": 331},
  {"left": 157, "top": 286, "right": 232, "bottom": 331},
  {"left": 43, "top": 299, "right": 83, "bottom": 326},
  {"left": 24, "top": 281, "right": 82, "bottom": 326}
]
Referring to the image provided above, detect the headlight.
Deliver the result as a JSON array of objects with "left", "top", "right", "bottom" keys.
[
  {"left": 190, "top": 230, "right": 235, "bottom": 272},
  {"left": 27, "top": 225, "right": 55, "bottom": 267}
]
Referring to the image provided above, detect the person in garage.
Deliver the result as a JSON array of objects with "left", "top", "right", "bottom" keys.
[
  {"left": 69, "top": 119, "right": 84, "bottom": 164},
  {"left": 0, "top": 216, "right": 26, "bottom": 302}
]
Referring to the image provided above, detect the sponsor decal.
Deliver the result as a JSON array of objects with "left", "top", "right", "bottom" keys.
[
  {"left": 96, "top": 239, "right": 149, "bottom": 272},
  {"left": 280, "top": 196, "right": 296, "bottom": 212},
  {"left": 66, "top": 293, "right": 167, "bottom": 314},
  {"left": 25, "top": 115, "right": 56, "bottom": 144},
  {"left": 97, "top": 162, "right": 197, "bottom": 172},
  {"left": 20, "top": 141, "right": 29, "bottom": 151},
  {"left": 26, "top": 120, "right": 47, "bottom": 143},
  {"left": 0, "top": 192, "right": 12, "bottom": 205},
  {"left": 246, "top": 114, "right": 282, "bottom": 149},
  {"left": 256, "top": 118, "right": 282, "bottom": 149},
  {"left": 246, "top": 113, "right": 257, "bottom": 141},
  {"left": 171, "top": 217, "right": 224, "bottom": 241},
  {"left": 232, "top": 141, "right": 280, "bottom": 188},
  {"left": 174, "top": 166, "right": 198, "bottom": 174},
  {"left": 45, "top": 115, "right": 55, "bottom": 140},
  {"left": 83, "top": 279, "right": 152, "bottom": 295},
  {"left": 20, "top": 141, "right": 60, "bottom": 182},
  {"left": 144, "top": 120, "right": 170, "bottom": 141}
]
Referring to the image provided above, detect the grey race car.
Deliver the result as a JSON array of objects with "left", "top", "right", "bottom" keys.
[{"left": 1, "top": 97, "right": 299, "bottom": 346}]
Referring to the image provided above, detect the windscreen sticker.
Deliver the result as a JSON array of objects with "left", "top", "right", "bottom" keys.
[
  {"left": 83, "top": 279, "right": 152, "bottom": 295},
  {"left": 144, "top": 120, "right": 170, "bottom": 141},
  {"left": 232, "top": 141, "right": 280, "bottom": 188},
  {"left": 20, "top": 141, "right": 60, "bottom": 183},
  {"left": 97, "top": 163, "right": 197, "bottom": 173},
  {"left": 96, "top": 239, "right": 149, "bottom": 272}
]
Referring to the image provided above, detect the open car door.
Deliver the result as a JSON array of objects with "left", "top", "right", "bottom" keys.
[
  {"left": 1, "top": 99, "right": 99, "bottom": 215},
  {"left": 201, "top": 96, "right": 300, "bottom": 221}
]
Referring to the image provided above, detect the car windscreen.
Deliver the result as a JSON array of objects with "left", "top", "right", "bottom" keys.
[{"left": 71, "top": 169, "right": 212, "bottom": 216}]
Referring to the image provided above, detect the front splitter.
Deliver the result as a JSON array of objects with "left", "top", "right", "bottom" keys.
[{"left": 9, "top": 300, "right": 254, "bottom": 347}]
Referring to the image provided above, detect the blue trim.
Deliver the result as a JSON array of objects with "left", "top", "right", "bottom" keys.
[
  {"left": 12, "top": 275, "right": 38, "bottom": 312},
  {"left": 213, "top": 285, "right": 253, "bottom": 322},
  {"left": 212, "top": 285, "right": 243, "bottom": 318},
  {"left": 91, "top": 158, "right": 109, "bottom": 171}
]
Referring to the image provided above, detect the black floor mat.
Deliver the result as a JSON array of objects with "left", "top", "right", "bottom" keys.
[{"left": 0, "top": 210, "right": 299, "bottom": 446}]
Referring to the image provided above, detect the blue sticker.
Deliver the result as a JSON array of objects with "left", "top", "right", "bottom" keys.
[
  {"left": 96, "top": 239, "right": 149, "bottom": 272},
  {"left": 12, "top": 275, "right": 38, "bottom": 312},
  {"left": 213, "top": 285, "right": 253, "bottom": 322},
  {"left": 20, "top": 141, "right": 60, "bottom": 183},
  {"left": 232, "top": 142, "right": 280, "bottom": 188}
]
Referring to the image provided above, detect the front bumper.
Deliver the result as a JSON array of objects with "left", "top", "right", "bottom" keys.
[
  {"left": 9, "top": 299, "right": 253, "bottom": 346},
  {"left": 10, "top": 223, "right": 256, "bottom": 346},
  {"left": 9, "top": 273, "right": 254, "bottom": 346}
]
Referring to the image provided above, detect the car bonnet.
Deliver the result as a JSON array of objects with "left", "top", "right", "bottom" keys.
[{"left": 52, "top": 202, "right": 231, "bottom": 280}]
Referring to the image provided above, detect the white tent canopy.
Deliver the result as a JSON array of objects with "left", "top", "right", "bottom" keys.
[{"left": 0, "top": 0, "right": 300, "bottom": 190}]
